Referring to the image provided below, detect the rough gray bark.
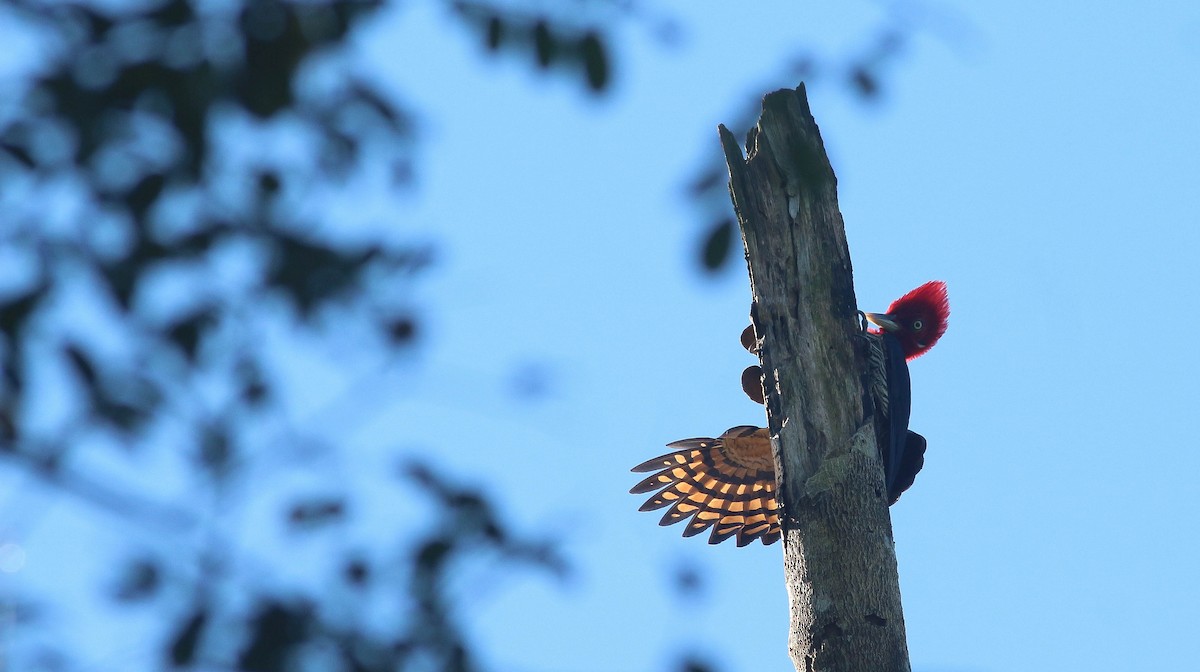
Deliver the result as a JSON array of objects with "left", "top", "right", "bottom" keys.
[{"left": 719, "top": 84, "right": 911, "bottom": 672}]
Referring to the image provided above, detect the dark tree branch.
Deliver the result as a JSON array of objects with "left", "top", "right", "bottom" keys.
[{"left": 720, "top": 84, "right": 910, "bottom": 672}]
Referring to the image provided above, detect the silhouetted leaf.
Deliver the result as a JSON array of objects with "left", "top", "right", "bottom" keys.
[
  {"left": 102, "top": 235, "right": 174, "bottom": 309},
  {"left": 533, "top": 20, "right": 557, "bottom": 67},
  {"left": 147, "top": 0, "right": 197, "bottom": 28},
  {"left": 125, "top": 172, "right": 166, "bottom": 219},
  {"left": 0, "top": 407, "right": 15, "bottom": 448},
  {"left": 343, "top": 558, "right": 370, "bottom": 586},
  {"left": 81, "top": 371, "right": 161, "bottom": 436},
  {"left": 237, "top": 359, "right": 270, "bottom": 406},
  {"left": 266, "top": 233, "right": 378, "bottom": 316},
  {"left": 171, "top": 225, "right": 225, "bottom": 257},
  {"left": 238, "top": 601, "right": 312, "bottom": 672},
  {"left": 113, "top": 557, "right": 161, "bottom": 602},
  {"left": 287, "top": 497, "right": 346, "bottom": 529},
  {"left": 167, "top": 308, "right": 215, "bottom": 362},
  {"left": 238, "top": 0, "right": 302, "bottom": 118},
  {"left": 688, "top": 167, "right": 724, "bottom": 196},
  {"left": 198, "top": 423, "right": 233, "bottom": 478},
  {"left": 485, "top": 15, "right": 504, "bottom": 51},
  {"left": 700, "top": 218, "right": 734, "bottom": 271},
  {"left": 1, "top": 141, "right": 35, "bottom": 169},
  {"left": 347, "top": 80, "right": 413, "bottom": 136},
  {"left": 415, "top": 538, "right": 452, "bottom": 573},
  {"left": 385, "top": 315, "right": 417, "bottom": 345},
  {"left": 257, "top": 169, "right": 281, "bottom": 199},
  {"left": 64, "top": 344, "right": 99, "bottom": 389},
  {"left": 851, "top": 67, "right": 879, "bottom": 98},
  {"left": 0, "top": 284, "right": 47, "bottom": 343},
  {"left": 679, "top": 657, "right": 719, "bottom": 672},
  {"left": 673, "top": 561, "right": 705, "bottom": 599},
  {"left": 579, "top": 32, "right": 609, "bottom": 92},
  {"left": 166, "top": 604, "right": 208, "bottom": 668},
  {"left": 96, "top": 397, "right": 150, "bottom": 433}
]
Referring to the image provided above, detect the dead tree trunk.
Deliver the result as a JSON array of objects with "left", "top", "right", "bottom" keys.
[{"left": 719, "top": 84, "right": 911, "bottom": 672}]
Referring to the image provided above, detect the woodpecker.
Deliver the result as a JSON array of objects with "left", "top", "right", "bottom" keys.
[{"left": 630, "top": 281, "right": 949, "bottom": 546}]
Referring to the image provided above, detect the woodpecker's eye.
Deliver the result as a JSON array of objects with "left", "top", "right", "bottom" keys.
[{"left": 912, "top": 319, "right": 924, "bottom": 331}]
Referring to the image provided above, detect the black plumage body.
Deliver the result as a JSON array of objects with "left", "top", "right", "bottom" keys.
[{"left": 871, "top": 331, "right": 926, "bottom": 504}]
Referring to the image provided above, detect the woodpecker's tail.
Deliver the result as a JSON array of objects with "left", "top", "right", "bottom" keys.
[
  {"left": 630, "top": 426, "right": 780, "bottom": 546},
  {"left": 888, "top": 431, "right": 927, "bottom": 504}
]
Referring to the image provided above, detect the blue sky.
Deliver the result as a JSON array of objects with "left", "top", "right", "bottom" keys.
[
  {"left": 5, "top": 0, "right": 1200, "bottom": 670},
  {"left": 367, "top": 1, "right": 1200, "bottom": 669}
]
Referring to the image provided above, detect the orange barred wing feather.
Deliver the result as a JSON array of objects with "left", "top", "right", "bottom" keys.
[{"left": 630, "top": 426, "right": 780, "bottom": 546}]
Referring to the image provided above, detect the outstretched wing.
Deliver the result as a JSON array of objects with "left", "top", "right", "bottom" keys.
[{"left": 630, "top": 426, "right": 780, "bottom": 546}]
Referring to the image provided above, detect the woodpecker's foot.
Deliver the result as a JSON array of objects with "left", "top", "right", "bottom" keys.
[{"left": 855, "top": 311, "right": 881, "bottom": 348}]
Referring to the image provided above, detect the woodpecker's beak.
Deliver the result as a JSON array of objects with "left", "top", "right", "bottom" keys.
[{"left": 863, "top": 312, "right": 900, "bottom": 332}]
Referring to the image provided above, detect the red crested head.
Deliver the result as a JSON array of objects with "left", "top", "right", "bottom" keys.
[{"left": 869, "top": 280, "right": 949, "bottom": 360}]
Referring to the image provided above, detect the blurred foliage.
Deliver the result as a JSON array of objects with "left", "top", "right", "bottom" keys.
[
  {"left": 454, "top": 0, "right": 613, "bottom": 93},
  {"left": 146, "top": 462, "right": 565, "bottom": 672},
  {"left": 690, "top": 23, "right": 923, "bottom": 274},
  {"left": 0, "top": 0, "right": 428, "bottom": 460},
  {"left": 0, "top": 0, "right": 609, "bottom": 669}
]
